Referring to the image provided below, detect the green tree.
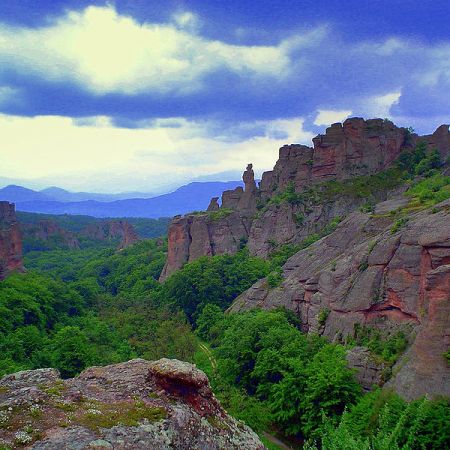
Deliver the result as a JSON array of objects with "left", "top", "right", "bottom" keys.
[{"left": 51, "top": 326, "right": 93, "bottom": 378}]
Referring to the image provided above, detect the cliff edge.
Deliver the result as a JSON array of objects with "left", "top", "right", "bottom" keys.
[{"left": 0, "top": 358, "right": 264, "bottom": 449}]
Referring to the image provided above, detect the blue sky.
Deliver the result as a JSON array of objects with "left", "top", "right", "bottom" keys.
[{"left": 0, "top": 1, "right": 449, "bottom": 192}]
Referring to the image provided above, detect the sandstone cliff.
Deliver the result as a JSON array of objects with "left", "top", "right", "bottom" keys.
[
  {"left": 230, "top": 199, "right": 450, "bottom": 400},
  {"left": 161, "top": 119, "right": 450, "bottom": 279},
  {"left": 0, "top": 358, "right": 264, "bottom": 449},
  {"left": 21, "top": 220, "right": 80, "bottom": 250},
  {"left": 0, "top": 202, "right": 24, "bottom": 280},
  {"left": 81, "top": 220, "right": 140, "bottom": 249}
]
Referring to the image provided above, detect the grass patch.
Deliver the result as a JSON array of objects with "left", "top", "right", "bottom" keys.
[
  {"left": 208, "top": 208, "right": 233, "bottom": 221},
  {"left": 320, "top": 167, "right": 405, "bottom": 200},
  {"left": 391, "top": 217, "right": 409, "bottom": 234},
  {"left": 77, "top": 400, "right": 166, "bottom": 431},
  {"left": 41, "top": 381, "right": 66, "bottom": 397},
  {"left": 405, "top": 173, "right": 450, "bottom": 206}
]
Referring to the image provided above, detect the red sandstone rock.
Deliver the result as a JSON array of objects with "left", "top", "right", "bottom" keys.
[
  {"left": 21, "top": 220, "right": 80, "bottom": 250},
  {"left": 230, "top": 201, "right": 450, "bottom": 400},
  {"left": 0, "top": 202, "right": 24, "bottom": 280},
  {"left": 161, "top": 120, "right": 449, "bottom": 279},
  {"left": 81, "top": 220, "right": 139, "bottom": 249},
  {"left": 0, "top": 359, "right": 264, "bottom": 449}
]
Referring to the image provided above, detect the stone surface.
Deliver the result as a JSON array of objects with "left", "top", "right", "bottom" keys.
[
  {"left": 160, "top": 211, "right": 250, "bottom": 281},
  {"left": 346, "top": 347, "right": 386, "bottom": 391},
  {"left": 230, "top": 201, "right": 450, "bottom": 400},
  {"left": 161, "top": 120, "right": 450, "bottom": 278},
  {"left": 0, "top": 359, "right": 264, "bottom": 450},
  {"left": 206, "top": 197, "right": 220, "bottom": 212},
  {"left": 21, "top": 220, "right": 80, "bottom": 250},
  {"left": 81, "top": 220, "right": 139, "bottom": 250},
  {"left": 0, "top": 202, "right": 24, "bottom": 280}
]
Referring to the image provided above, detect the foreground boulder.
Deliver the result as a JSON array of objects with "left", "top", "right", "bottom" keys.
[{"left": 0, "top": 359, "right": 264, "bottom": 449}]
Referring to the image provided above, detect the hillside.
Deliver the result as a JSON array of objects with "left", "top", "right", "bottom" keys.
[{"left": 161, "top": 118, "right": 450, "bottom": 401}]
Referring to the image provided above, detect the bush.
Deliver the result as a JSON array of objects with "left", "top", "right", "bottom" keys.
[{"left": 267, "top": 269, "right": 283, "bottom": 288}]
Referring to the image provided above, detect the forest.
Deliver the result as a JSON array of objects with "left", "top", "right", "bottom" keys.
[{"left": 1, "top": 208, "right": 448, "bottom": 449}]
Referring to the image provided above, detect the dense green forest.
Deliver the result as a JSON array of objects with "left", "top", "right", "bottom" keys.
[
  {"left": 1, "top": 147, "right": 449, "bottom": 448},
  {"left": 2, "top": 234, "right": 448, "bottom": 448}
]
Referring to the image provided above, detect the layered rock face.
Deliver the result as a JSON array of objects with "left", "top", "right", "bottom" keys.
[
  {"left": 260, "top": 118, "right": 407, "bottom": 196},
  {"left": 0, "top": 202, "right": 23, "bottom": 280},
  {"left": 161, "top": 119, "right": 450, "bottom": 279},
  {"left": 230, "top": 200, "right": 450, "bottom": 400},
  {"left": 81, "top": 220, "right": 140, "bottom": 249},
  {"left": 0, "top": 358, "right": 264, "bottom": 449},
  {"left": 21, "top": 220, "right": 80, "bottom": 250}
]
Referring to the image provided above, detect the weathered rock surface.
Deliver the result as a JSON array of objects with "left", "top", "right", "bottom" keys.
[
  {"left": 0, "top": 202, "right": 24, "bottom": 280},
  {"left": 21, "top": 220, "right": 80, "bottom": 250},
  {"left": 161, "top": 120, "right": 450, "bottom": 278},
  {"left": 0, "top": 359, "right": 264, "bottom": 450},
  {"left": 230, "top": 200, "right": 450, "bottom": 400},
  {"left": 81, "top": 221, "right": 140, "bottom": 250},
  {"left": 345, "top": 347, "right": 387, "bottom": 391}
]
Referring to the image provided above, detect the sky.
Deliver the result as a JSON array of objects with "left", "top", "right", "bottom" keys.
[{"left": 0, "top": 1, "right": 449, "bottom": 193}]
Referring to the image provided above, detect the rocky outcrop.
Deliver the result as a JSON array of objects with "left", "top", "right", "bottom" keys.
[
  {"left": 21, "top": 220, "right": 80, "bottom": 250},
  {"left": 81, "top": 220, "right": 140, "bottom": 249},
  {"left": 0, "top": 202, "right": 24, "bottom": 280},
  {"left": 159, "top": 212, "right": 251, "bottom": 281},
  {"left": 230, "top": 199, "right": 450, "bottom": 400},
  {"left": 0, "top": 358, "right": 264, "bottom": 449},
  {"left": 345, "top": 347, "right": 387, "bottom": 391},
  {"left": 161, "top": 120, "right": 450, "bottom": 278}
]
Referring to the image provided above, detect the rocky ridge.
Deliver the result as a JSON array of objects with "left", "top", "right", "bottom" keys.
[
  {"left": 21, "top": 221, "right": 80, "bottom": 250},
  {"left": 230, "top": 199, "right": 450, "bottom": 399},
  {"left": 161, "top": 119, "right": 450, "bottom": 280},
  {"left": 81, "top": 220, "right": 140, "bottom": 249},
  {"left": 0, "top": 202, "right": 24, "bottom": 280},
  {"left": 0, "top": 358, "right": 264, "bottom": 449}
]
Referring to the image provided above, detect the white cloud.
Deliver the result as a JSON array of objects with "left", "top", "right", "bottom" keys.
[
  {"left": 0, "top": 113, "right": 313, "bottom": 192},
  {"left": 0, "top": 5, "right": 292, "bottom": 95},
  {"left": 361, "top": 91, "right": 401, "bottom": 118},
  {"left": 314, "top": 109, "right": 352, "bottom": 126}
]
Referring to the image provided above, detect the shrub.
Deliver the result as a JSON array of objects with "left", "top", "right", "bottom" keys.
[
  {"left": 391, "top": 217, "right": 409, "bottom": 234},
  {"left": 318, "top": 308, "right": 330, "bottom": 327},
  {"left": 267, "top": 269, "right": 283, "bottom": 288}
]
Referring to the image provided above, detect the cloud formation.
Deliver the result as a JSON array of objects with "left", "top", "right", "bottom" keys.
[
  {"left": 0, "top": 3, "right": 448, "bottom": 192},
  {"left": 0, "top": 6, "right": 291, "bottom": 95},
  {"left": 0, "top": 113, "right": 313, "bottom": 192}
]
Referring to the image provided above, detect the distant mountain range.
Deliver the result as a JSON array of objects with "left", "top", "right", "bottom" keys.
[{"left": 0, "top": 181, "right": 244, "bottom": 218}]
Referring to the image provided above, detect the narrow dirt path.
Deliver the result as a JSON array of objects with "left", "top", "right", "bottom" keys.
[
  {"left": 262, "top": 432, "right": 295, "bottom": 450},
  {"left": 199, "top": 342, "right": 217, "bottom": 371}
]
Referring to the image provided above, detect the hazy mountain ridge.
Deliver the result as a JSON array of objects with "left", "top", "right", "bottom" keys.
[{"left": 0, "top": 181, "right": 245, "bottom": 218}]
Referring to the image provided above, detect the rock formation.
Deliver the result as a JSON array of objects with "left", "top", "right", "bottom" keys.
[
  {"left": 207, "top": 197, "right": 220, "bottom": 211},
  {"left": 158, "top": 118, "right": 450, "bottom": 400},
  {"left": 0, "top": 358, "right": 264, "bottom": 449},
  {"left": 21, "top": 220, "right": 80, "bottom": 250},
  {"left": 230, "top": 199, "right": 450, "bottom": 400},
  {"left": 0, "top": 202, "right": 24, "bottom": 280},
  {"left": 161, "top": 119, "right": 450, "bottom": 279},
  {"left": 81, "top": 220, "right": 140, "bottom": 249}
]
